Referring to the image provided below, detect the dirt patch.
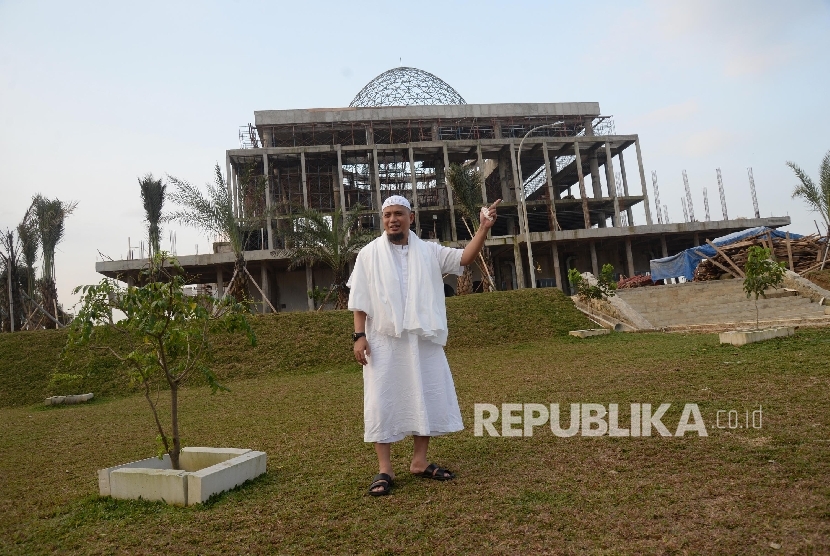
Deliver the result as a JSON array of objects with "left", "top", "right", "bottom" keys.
[{"left": 805, "top": 268, "right": 830, "bottom": 291}]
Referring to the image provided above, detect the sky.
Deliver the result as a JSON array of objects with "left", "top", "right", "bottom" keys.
[{"left": 1, "top": 0, "right": 829, "bottom": 309}]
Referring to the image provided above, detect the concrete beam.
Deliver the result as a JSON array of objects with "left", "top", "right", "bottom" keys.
[
  {"left": 255, "top": 102, "right": 602, "bottom": 127},
  {"left": 226, "top": 135, "right": 641, "bottom": 159}
]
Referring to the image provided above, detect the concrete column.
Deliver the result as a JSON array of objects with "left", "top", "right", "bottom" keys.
[
  {"left": 231, "top": 163, "right": 240, "bottom": 219},
  {"left": 225, "top": 155, "right": 235, "bottom": 220},
  {"left": 590, "top": 154, "right": 603, "bottom": 199},
  {"left": 635, "top": 138, "right": 653, "bottom": 225},
  {"left": 510, "top": 141, "right": 537, "bottom": 288},
  {"left": 585, "top": 119, "right": 601, "bottom": 193},
  {"left": 585, "top": 120, "right": 605, "bottom": 227},
  {"left": 260, "top": 264, "right": 270, "bottom": 313},
  {"left": 590, "top": 241, "right": 599, "bottom": 276},
  {"left": 508, "top": 142, "right": 526, "bottom": 236},
  {"left": 619, "top": 150, "right": 634, "bottom": 225},
  {"left": 305, "top": 266, "right": 314, "bottom": 311},
  {"left": 336, "top": 146, "right": 346, "bottom": 219},
  {"left": 625, "top": 238, "right": 635, "bottom": 278},
  {"left": 300, "top": 151, "right": 309, "bottom": 209},
  {"left": 498, "top": 150, "right": 512, "bottom": 201},
  {"left": 660, "top": 234, "right": 668, "bottom": 257},
  {"left": 693, "top": 232, "right": 700, "bottom": 247},
  {"left": 551, "top": 155, "right": 561, "bottom": 200},
  {"left": 542, "top": 141, "right": 559, "bottom": 231},
  {"left": 264, "top": 154, "right": 273, "bottom": 250},
  {"left": 216, "top": 267, "right": 224, "bottom": 300},
  {"left": 332, "top": 165, "right": 340, "bottom": 212},
  {"left": 443, "top": 144, "right": 458, "bottom": 242},
  {"left": 551, "top": 242, "right": 563, "bottom": 291},
  {"left": 605, "top": 142, "right": 621, "bottom": 227},
  {"left": 476, "top": 143, "right": 488, "bottom": 204},
  {"left": 574, "top": 142, "right": 591, "bottom": 229},
  {"left": 408, "top": 147, "right": 421, "bottom": 237},
  {"left": 513, "top": 239, "right": 526, "bottom": 289},
  {"left": 372, "top": 147, "right": 383, "bottom": 217}
]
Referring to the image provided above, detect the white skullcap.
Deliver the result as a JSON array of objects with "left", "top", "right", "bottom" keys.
[{"left": 381, "top": 195, "right": 411, "bottom": 211}]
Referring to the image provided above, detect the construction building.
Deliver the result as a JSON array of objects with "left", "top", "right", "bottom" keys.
[{"left": 97, "top": 67, "right": 790, "bottom": 311}]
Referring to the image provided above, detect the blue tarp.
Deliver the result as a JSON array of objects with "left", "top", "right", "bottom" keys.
[{"left": 649, "top": 227, "right": 802, "bottom": 282}]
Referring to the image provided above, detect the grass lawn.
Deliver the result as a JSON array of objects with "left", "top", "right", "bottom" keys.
[{"left": 1, "top": 289, "right": 829, "bottom": 554}]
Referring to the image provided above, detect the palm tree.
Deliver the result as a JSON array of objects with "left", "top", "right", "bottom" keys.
[
  {"left": 138, "top": 173, "right": 166, "bottom": 257},
  {"left": 32, "top": 195, "right": 77, "bottom": 328},
  {"left": 168, "top": 164, "right": 250, "bottom": 302},
  {"left": 280, "top": 205, "right": 376, "bottom": 309},
  {"left": 787, "top": 150, "right": 830, "bottom": 236},
  {"left": 447, "top": 163, "right": 496, "bottom": 294},
  {"left": 17, "top": 204, "right": 39, "bottom": 298}
]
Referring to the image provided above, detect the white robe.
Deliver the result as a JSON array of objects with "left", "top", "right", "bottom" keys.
[{"left": 347, "top": 232, "right": 465, "bottom": 443}]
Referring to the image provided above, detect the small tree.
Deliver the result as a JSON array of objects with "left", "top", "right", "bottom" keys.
[
  {"left": 743, "top": 245, "right": 786, "bottom": 329},
  {"left": 64, "top": 254, "right": 256, "bottom": 470},
  {"left": 568, "top": 264, "right": 617, "bottom": 320}
]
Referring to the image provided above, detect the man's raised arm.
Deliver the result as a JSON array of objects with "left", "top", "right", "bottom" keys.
[{"left": 460, "top": 199, "right": 501, "bottom": 266}]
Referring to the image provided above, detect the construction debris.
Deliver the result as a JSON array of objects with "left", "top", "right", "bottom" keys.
[
  {"left": 617, "top": 274, "right": 659, "bottom": 289},
  {"left": 694, "top": 232, "right": 827, "bottom": 281}
]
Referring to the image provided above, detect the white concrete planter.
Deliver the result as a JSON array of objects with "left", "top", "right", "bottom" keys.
[
  {"left": 98, "top": 447, "right": 267, "bottom": 506},
  {"left": 719, "top": 327, "right": 794, "bottom": 346},
  {"left": 45, "top": 393, "right": 94, "bottom": 405},
  {"left": 569, "top": 329, "right": 611, "bottom": 338}
]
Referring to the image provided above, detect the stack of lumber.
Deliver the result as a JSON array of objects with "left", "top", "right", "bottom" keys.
[
  {"left": 694, "top": 231, "right": 827, "bottom": 281},
  {"left": 617, "top": 274, "right": 658, "bottom": 289}
]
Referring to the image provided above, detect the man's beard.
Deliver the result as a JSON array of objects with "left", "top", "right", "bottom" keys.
[{"left": 387, "top": 231, "right": 405, "bottom": 243}]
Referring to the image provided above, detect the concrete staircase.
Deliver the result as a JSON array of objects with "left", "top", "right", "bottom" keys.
[{"left": 615, "top": 279, "right": 830, "bottom": 330}]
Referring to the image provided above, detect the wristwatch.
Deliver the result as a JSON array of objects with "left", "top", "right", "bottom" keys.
[{"left": 352, "top": 332, "right": 366, "bottom": 342}]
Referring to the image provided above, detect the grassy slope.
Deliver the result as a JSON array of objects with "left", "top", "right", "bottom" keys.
[
  {"left": 0, "top": 288, "right": 590, "bottom": 408},
  {"left": 2, "top": 290, "right": 829, "bottom": 554}
]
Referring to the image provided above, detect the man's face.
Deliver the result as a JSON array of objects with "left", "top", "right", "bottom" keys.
[{"left": 382, "top": 205, "right": 414, "bottom": 241}]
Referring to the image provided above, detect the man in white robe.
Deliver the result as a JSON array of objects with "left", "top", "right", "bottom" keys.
[{"left": 347, "top": 194, "right": 500, "bottom": 496}]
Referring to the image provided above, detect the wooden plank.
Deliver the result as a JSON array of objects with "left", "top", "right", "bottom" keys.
[
  {"left": 706, "top": 239, "right": 746, "bottom": 278},
  {"left": 766, "top": 231, "right": 777, "bottom": 261},
  {"left": 694, "top": 250, "right": 740, "bottom": 279},
  {"left": 786, "top": 232, "right": 794, "bottom": 270},
  {"left": 800, "top": 261, "right": 824, "bottom": 276},
  {"left": 243, "top": 266, "right": 278, "bottom": 314}
]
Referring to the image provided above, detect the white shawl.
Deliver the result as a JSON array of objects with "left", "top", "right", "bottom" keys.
[{"left": 347, "top": 231, "right": 449, "bottom": 345}]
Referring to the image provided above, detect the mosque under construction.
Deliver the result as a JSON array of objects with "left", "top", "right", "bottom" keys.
[{"left": 96, "top": 67, "right": 789, "bottom": 311}]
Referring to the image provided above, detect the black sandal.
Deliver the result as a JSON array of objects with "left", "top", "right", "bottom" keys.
[
  {"left": 367, "top": 473, "right": 394, "bottom": 496},
  {"left": 416, "top": 463, "right": 455, "bottom": 481}
]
